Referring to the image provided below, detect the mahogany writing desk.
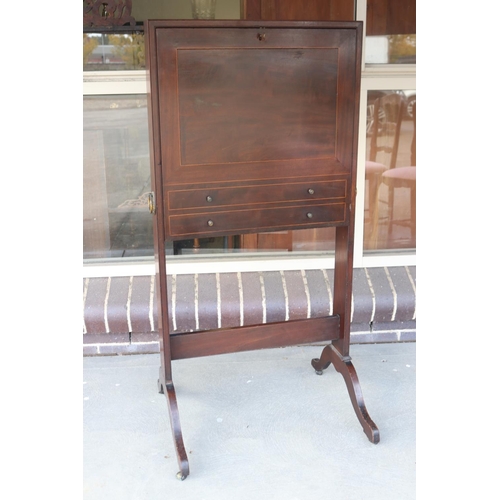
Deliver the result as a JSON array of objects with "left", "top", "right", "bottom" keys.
[{"left": 145, "top": 20, "right": 379, "bottom": 480}]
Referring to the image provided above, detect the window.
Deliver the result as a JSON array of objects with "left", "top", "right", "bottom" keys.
[
  {"left": 365, "top": 0, "right": 416, "bottom": 64},
  {"left": 363, "top": 90, "right": 416, "bottom": 252},
  {"left": 83, "top": 0, "right": 416, "bottom": 273},
  {"left": 83, "top": 33, "right": 146, "bottom": 71},
  {"left": 83, "top": 94, "right": 151, "bottom": 259}
]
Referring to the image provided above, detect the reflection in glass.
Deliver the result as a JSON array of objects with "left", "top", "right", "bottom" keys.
[
  {"left": 364, "top": 90, "right": 416, "bottom": 252},
  {"left": 365, "top": 0, "right": 415, "bottom": 64},
  {"left": 83, "top": 95, "right": 152, "bottom": 259},
  {"left": 365, "top": 35, "right": 416, "bottom": 64},
  {"left": 83, "top": 33, "right": 145, "bottom": 71},
  {"left": 191, "top": 0, "right": 217, "bottom": 19}
]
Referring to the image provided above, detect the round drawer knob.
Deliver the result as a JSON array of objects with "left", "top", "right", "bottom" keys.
[
  {"left": 307, "top": 188, "right": 315, "bottom": 195},
  {"left": 306, "top": 212, "right": 313, "bottom": 219},
  {"left": 207, "top": 220, "right": 214, "bottom": 227},
  {"left": 206, "top": 195, "right": 213, "bottom": 203}
]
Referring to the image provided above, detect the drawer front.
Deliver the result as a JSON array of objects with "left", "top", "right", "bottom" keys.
[
  {"left": 168, "top": 203, "right": 346, "bottom": 238},
  {"left": 168, "top": 180, "right": 347, "bottom": 211}
]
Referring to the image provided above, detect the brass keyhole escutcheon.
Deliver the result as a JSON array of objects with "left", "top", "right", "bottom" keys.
[{"left": 257, "top": 33, "right": 266, "bottom": 41}]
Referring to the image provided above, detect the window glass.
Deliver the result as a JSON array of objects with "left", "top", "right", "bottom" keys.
[
  {"left": 364, "top": 90, "right": 416, "bottom": 252},
  {"left": 365, "top": 0, "right": 415, "bottom": 64},
  {"left": 83, "top": 95, "right": 336, "bottom": 261},
  {"left": 83, "top": 95, "right": 152, "bottom": 259},
  {"left": 83, "top": 33, "right": 145, "bottom": 71},
  {"left": 365, "top": 34, "right": 416, "bottom": 64}
]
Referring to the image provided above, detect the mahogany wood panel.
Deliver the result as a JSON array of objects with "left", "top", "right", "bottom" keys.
[
  {"left": 177, "top": 47, "right": 338, "bottom": 165},
  {"left": 168, "top": 202, "right": 347, "bottom": 239},
  {"left": 366, "top": 0, "right": 416, "bottom": 36},
  {"left": 241, "top": 1, "right": 356, "bottom": 253},
  {"left": 244, "top": 0, "right": 355, "bottom": 21},
  {"left": 242, "top": 0, "right": 261, "bottom": 20},
  {"left": 168, "top": 179, "right": 347, "bottom": 210},
  {"left": 147, "top": 21, "right": 361, "bottom": 240},
  {"left": 170, "top": 315, "right": 340, "bottom": 360},
  {"left": 155, "top": 25, "right": 357, "bottom": 184}
]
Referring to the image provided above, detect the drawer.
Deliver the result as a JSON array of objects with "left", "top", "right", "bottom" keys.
[
  {"left": 168, "top": 202, "right": 346, "bottom": 238},
  {"left": 168, "top": 180, "right": 346, "bottom": 211}
]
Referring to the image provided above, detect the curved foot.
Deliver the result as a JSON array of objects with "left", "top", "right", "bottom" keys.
[
  {"left": 312, "top": 345, "right": 380, "bottom": 444},
  {"left": 330, "top": 347, "right": 380, "bottom": 444},
  {"left": 158, "top": 378, "right": 164, "bottom": 394},
  {"left": 311, "top": 346, "right": 333, "bottom": 374},
  {"left": 165, "top": 383, "right": 190, "bottom": 479}
]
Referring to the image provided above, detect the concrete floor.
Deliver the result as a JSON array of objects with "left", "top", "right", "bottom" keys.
[{"left": 83, "top": 342, "right": 416, "bottom": 500}]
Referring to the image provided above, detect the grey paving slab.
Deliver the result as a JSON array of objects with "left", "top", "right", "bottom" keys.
[{"left": 83, "top": 342, "right": 416, "bottom": 500}]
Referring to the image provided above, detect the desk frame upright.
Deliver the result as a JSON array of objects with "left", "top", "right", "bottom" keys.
[{"left": 145, "top": 20, "right": 379, "bottom": 480}]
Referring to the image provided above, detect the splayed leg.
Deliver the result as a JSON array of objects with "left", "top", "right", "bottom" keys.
[
  {"left": 158, "top": 376, "right": 190, "bottom": 479},
  {"left": 312, "top": 344, "right": 379, "bottom": 444}
]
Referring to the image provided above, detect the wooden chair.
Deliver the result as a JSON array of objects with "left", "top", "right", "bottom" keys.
[
  {"left": 365, "top": 93, "right": 404, "bottom": 246},
  {"left": 380, "top": 102, "right": 416, "bottom": 247}
]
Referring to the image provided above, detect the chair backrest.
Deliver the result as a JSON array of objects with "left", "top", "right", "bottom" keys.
[{"left": 368, "top": 93, "right": 405, "bottom": 169}]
